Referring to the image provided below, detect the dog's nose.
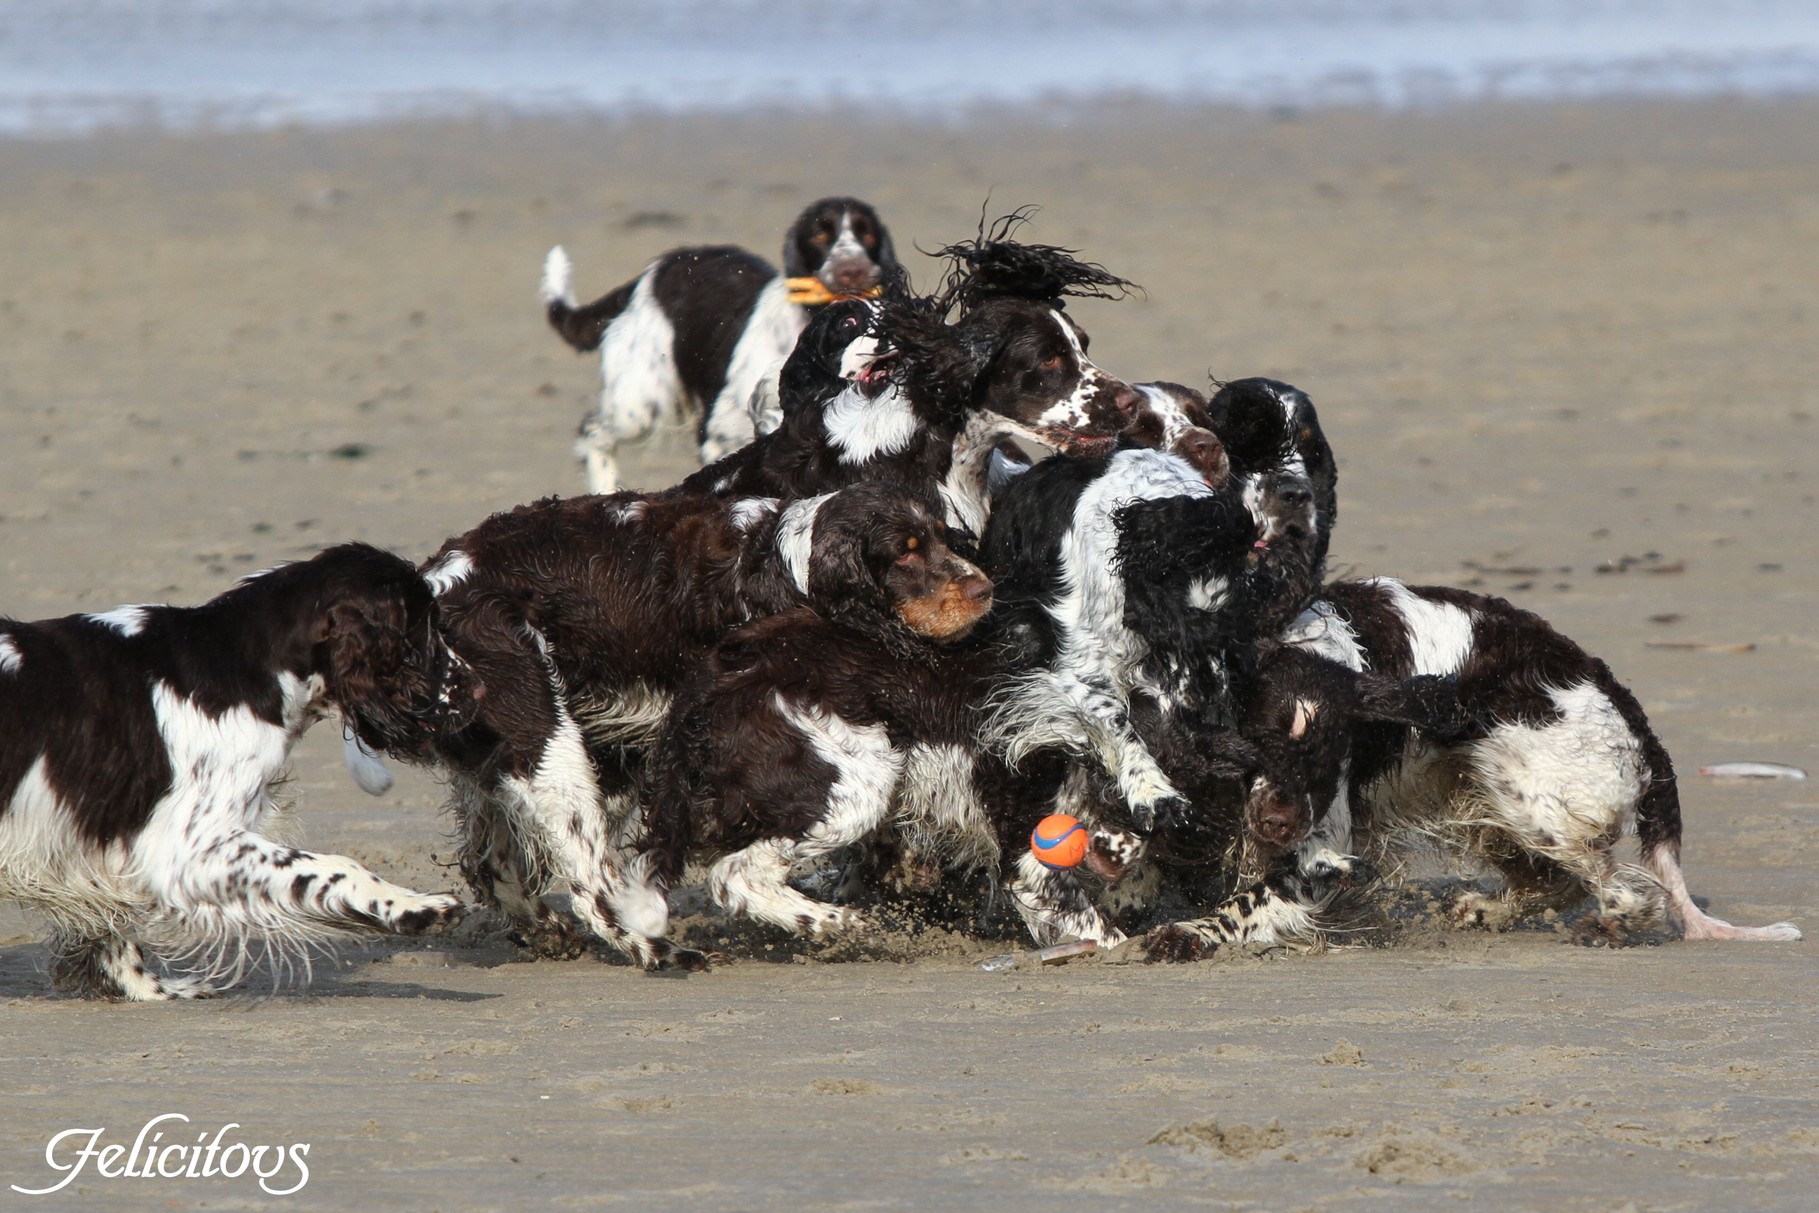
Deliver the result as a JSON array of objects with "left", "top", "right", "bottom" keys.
[
  {"left": 1111, "top": 384, "right": 1142, "bottom": 425},
  {"left": 961, "top": 575, "right": 994, "bottom": 603},
  {"left": 830, "top": 261, "right": 872, "bottom": 291},
  {"left": 1272, "top": 479, "right": 1313, "bottom": 510},
  {"left": 1250, "top": 800, "right": 1306, "bottom": 850},
  {"left": 1177, "top": 430, "right": 1227, "bottom": 482}
]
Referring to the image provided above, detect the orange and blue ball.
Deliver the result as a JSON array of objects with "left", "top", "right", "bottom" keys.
[{"left": 1030, "top": 814, "right": 1089, "bottom": 869}]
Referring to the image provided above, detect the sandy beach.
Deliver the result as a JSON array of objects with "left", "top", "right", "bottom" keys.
[{"left": 2, "top": 97, "right": 1817, "bottom": 1210}]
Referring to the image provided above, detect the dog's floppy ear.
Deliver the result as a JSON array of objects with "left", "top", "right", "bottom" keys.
[
  {"left": 802, "top": 522, "right": 889, "bottom": 629},
  {"left": 1112, "top": 494, "right": 1255, "bottom": 584},
  {"left": 872, "top": 217, "right": 900, "bottom": 274},
  {"left": 1197, "top": 728, "right": 1264, "bottom": 782},
  {"left": 1348, "top": 672, "right": 1468, "bottom": 740},
  {"left": 326, "top": 587, "right": 441, "bottom": 757},
  {"left": 1205, "top": 378, "right": 1295, "bottom": 472}
]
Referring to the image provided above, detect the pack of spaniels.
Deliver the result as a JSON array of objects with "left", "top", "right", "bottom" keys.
[{"left": 0, "top": 202, "right": 1798, "bottom": 1000}]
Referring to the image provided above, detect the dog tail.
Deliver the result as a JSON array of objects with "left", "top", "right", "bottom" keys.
[
  {"left": 1612, "top": 669, "right": 1802, "bottom": 942},
  {"left": 342, "top": 725, "right": 395, "bottom": 796},
  {"left": 541, "top": 245, "right": 576, "bottom": 307},
  {"left": 541, "top": 245, "right": 636, "bottom": 353}
]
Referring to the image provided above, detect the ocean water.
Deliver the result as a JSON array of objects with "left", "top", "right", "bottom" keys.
[{"left": 5, "top": 0, "right": 1819, "bottom": 135}]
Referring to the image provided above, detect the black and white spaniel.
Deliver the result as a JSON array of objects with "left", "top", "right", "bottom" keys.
[
  {"left": 1147, "top": 579, "right": 1803, "bottom": 959},
  {"left": 423, "top": 488, "right": 804, "bottom": 966},
  {"left": 0, "top": 544, "right": 477, "bottom": 1000},
  {"left": 422, "top": 480, "right": 995, "bottom": 966},
  {"left": 634, "top": 487, "right": 1008, "bottom": 945},
  {"left": 542, "top": 196, "right": 899, "bottom": 492},
  {"left": 948, "top": 374, "right": 1337, "bottom": 950},
  {"left": 979, "top": 446, "right": 1261, "bottom": 834},
  {"left": 951, "top": 439, "right": 1297, "bottom": 956}
]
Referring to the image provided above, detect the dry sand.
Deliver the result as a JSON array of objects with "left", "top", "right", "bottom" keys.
[{"left": 1, "top": 98, "right": 1816, "bottom": 1210}]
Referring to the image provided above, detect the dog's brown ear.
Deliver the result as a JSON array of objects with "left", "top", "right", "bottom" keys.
[
  {"left": 326, "top": 589, "right": 438, "bottom": 757},
  {"left": 1348, "top": 672, "right": 1467, "bottom": 740},
  {"left": 803, "top": 524, "right": 890, "bottom": 629}
]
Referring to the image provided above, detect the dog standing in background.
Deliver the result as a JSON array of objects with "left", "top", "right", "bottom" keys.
[{"left": 543, "top": 197, "right": 898, "bottom": 492}]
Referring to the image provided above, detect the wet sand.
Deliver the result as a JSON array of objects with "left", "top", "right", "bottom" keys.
[{"left": 1, "top": 98, "right": 1816, "bottom": 1210}]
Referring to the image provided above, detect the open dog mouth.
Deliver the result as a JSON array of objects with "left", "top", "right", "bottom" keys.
[
  {"left": 1082, "top": 843, "right": 1129, "bottom": 884},
  {"left": 854, "top": 350, "right": 900, "bottom": 399},
  {"left": 1247, "top": 524, "right": 1273, "bottom": 565},
  {"left": 1035, "top": 426, "right": 1120, "bottom": 457},
  {"left": 1247, "top": 518, "right": 1308, "bottom": 565}
]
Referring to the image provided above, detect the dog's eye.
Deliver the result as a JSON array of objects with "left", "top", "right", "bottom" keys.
[
  {"left": 1042, "top": 354, "right": 1065, "bottom": 371},
  {"left": 813, "top": 231, "right": 833, "bottom": 246},
  {"left": 904, "top": 535, "right": 920, "bottom": 552}
]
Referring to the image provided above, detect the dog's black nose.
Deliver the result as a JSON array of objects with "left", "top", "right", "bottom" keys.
[{"left": 1269, "top": 478, "right": 1313, "bottom": 510}]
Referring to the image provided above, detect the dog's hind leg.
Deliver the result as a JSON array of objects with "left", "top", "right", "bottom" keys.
[
  {"left": 493, "top": 725, "right": 702, "bottom": 970},
  {"left": 703, "top": 707, "right": 907, "bottom": 936},
  {"left": 700, "top": 276, "right": 799, "bottom": 462},
  {"left": 167, "top": 830, "right": 465, "bottom": 940},
  {"left": 577, "top": 276, "right": 679, "bottom": 493},
  {"left": 575, "top": 415, "right": 625, "bottom": 497},
  {"left": 1460, "top": 702, "right": 1675, "bottom": 945},
  {"left": 451, "top": 776, "right": 587, "bottom": 958},
  {"left": 1142, "top": 859, "right": 1344, "bottom": 962},
  {"left": 707, "top": 839, "right": 867, "bottom": 936},
  {"left": 443, "top": 617, "right": 702, "bottom": 969},
  {"left": 494, "top": 656, "right": 705, "bottom": 970},
  {"left": 49, "top": 932, "right": 210, "bottom": 1002}
]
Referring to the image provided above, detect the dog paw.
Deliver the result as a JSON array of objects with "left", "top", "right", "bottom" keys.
[
  {"left": 1087, "top": 826, "right": 1145, "bottom": 877},
  {"left": 1142, "top": 924, "right": 1213, "bottom": 964},
  {"left": 666, "top": 946, "right": 713, "bottom": 973},
  {"left": 1570, "top": 914, "right": 1638, "bottom": 948},
  {"left": 639, "top": 940, "right": 712, "bottom": 973},
  {"left": 1302, "top": 853, "right": 1370, "bottom": 897},
  {"left": 153, "top": 974, "right": 220, "bottom": 1000},
  {"left": 1131, "top": 794, "right": 1190, "bottom": 836},
  {"left": 799, "top": 907, "right": 864, "bottom": 937},
  {"left": 393, "top": 895, "right": 467, "bottom": 936},
  {"left": 508, "top": 923, "right": 589, "bottom": 960}
]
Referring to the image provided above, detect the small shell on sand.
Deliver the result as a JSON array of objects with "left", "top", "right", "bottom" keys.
[
  {"left": 1646, "top": 641, "right": 1756, "bottom": 652},
  {"left": 1698, "top": 762, "right": 1807, "bottom": 780}
]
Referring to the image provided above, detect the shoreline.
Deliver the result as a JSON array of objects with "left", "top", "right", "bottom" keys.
[{"left": 7, "top": 82, "right": 1819, "bottom": 144}]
